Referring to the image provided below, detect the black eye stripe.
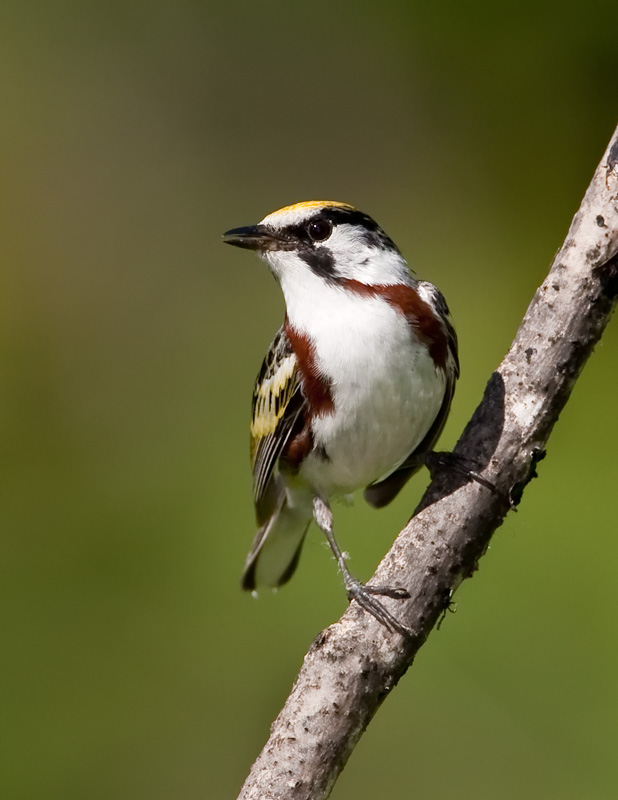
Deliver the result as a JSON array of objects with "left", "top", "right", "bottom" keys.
[
  {"left": 307, "top": 218, "right": 332, "bottom": 242},
  {"left": 281, "top": 219, "right": 328, "bottom": 245},
  {"left": 276, "top": 208, "right": 400, "bottom": 255}
]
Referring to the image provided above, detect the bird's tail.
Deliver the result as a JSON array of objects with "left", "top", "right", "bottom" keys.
[{"left": 241, "top": 490, "right": 313, "bottom": 591}]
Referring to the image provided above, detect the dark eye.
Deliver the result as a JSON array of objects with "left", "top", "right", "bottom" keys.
[{"left": 307, "top": 218, "right": 332, "bottom": 242}]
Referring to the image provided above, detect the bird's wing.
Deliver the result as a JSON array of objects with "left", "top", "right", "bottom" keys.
[
  {"left": 430, "top": 284, "right": 460, "bottom": 380},
  {"left": 364, "top": 290, "right": 459, "bottom": 509},
  {"left": 250, "top": 326, "right": 307, "bottom": 524}
]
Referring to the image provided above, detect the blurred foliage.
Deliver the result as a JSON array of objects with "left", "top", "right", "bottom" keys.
[{"left": 1, "top": 1, "right": 617, "bottom": 798}]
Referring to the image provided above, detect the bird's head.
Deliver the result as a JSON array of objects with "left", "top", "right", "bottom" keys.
[{"left": 223, "top": 201, "right": 412, "bottom": 287}]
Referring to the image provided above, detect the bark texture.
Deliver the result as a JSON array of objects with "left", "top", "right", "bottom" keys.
[{"left": 237, "top": 125, "right": 618, "bottom": 800}]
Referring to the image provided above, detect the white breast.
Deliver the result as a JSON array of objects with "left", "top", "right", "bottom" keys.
[{"left": 281, "top": 271, "right": 446, "bottom": 496}]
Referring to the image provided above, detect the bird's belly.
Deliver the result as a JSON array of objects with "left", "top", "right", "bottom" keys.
[{"left": 301, "top": 342, "right": 446, "bottom": 496}]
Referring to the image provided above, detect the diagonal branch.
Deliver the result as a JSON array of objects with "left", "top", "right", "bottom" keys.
[{"left": 237, "top": 124, "right": 618, "bottom": 800}]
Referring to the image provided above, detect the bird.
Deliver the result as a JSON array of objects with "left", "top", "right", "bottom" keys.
[{"left": 223, "top": 200, "right": 459, "bottom": 635}]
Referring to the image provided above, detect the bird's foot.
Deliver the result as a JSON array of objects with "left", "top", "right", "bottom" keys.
[
  {"left": 425, "top": 451, "right": 510, "bottom": 507},
  {"left": 345, "top": 578, "right": 412, "bottom": 637},
  {"left": 313, "top": 495, "right": 412, "bottom": 637},
  {"left": 362, "top": 583, "right": 409, "bottom": 600}
]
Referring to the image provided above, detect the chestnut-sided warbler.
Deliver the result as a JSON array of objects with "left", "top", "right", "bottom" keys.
[{"left": 223, "top": 201, "right": 459, "bottom": 635}]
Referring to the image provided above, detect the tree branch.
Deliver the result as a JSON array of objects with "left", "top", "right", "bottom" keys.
[{"left": 237, "top": 124, "right": 618, "bottom": 800}]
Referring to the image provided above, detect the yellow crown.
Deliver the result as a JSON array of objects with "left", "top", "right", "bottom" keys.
[{"left": 270, "top": 200, "right": 355, "bottom": 216}]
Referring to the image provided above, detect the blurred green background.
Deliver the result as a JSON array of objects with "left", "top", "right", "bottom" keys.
[{"left": 2, "top": 2, "right": 617, "bottom": 798}]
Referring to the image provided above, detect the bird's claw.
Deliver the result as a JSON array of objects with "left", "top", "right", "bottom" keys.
[
  {"left": 426, "top": 451, "right": 509, "bottom": 507},
  {"left": 346, "top": 579, "right": 413, "bottom": 637},
  {"left": 363, "top": 584, "right": 410, "bottom": 600}
]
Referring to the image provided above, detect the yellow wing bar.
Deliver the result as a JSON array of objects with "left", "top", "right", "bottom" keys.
[{"left": 251, "top": 354, "right": 297, "bottom": 439}]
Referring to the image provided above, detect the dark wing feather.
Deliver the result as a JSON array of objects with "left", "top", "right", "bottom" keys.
[
  {"left": 431, "top": 285, "right": 459, "bottom": 380},
  {"left": 250, "top": 327, "right": 307, "bottom": 523},
  {"left": 364, "top": 289, "right": 459, "bottom": 509}
]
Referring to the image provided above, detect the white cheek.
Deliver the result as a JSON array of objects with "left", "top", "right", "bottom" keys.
[
  {"left": 265, "top": 251, "right": 310, "bottom": 287},
  {"left": 266, "top": 235, "right": 410, "bottom": 289},
  {"left": 329, "top": 228, "right": 410, "bottom": 284}
]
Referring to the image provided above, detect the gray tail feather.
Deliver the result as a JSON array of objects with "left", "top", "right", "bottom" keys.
[{"left": 241, "top": 496, "right": 312, "bottom": 591}]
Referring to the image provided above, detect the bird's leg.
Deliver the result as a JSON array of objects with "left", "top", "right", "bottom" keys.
[
  {"left": 424, "top": 451, "right": 509, "bottom": 506},
  {"left": 312, "top": 496, "right": 411, "bottom": 637}
]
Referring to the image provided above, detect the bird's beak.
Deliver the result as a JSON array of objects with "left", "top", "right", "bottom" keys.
[{"left": 222, "top": 224, "right": 282, "bottom": 251}]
